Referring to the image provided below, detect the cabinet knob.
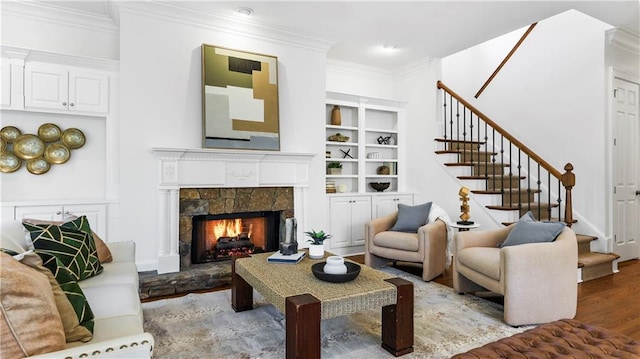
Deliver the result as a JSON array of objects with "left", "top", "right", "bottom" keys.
[
  {"left": 70, "top": 103, "right": 75, "bottom": 107},
  {"left": 56, "top": 211, "right": 62, "bottom": 215},
  {"left": 62, "top": 102, "right": 67, "bottom": 106}
]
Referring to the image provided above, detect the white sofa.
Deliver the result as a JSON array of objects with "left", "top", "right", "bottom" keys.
[{"left": 0, "top": 220, "right": 154, "bottom": 359}]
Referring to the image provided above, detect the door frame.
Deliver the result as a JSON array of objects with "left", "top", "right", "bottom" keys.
[{"left": 606, "top": 66, "right": 640, "bottom": 262}]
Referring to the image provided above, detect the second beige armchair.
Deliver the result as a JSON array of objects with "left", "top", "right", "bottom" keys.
[{"left": 364, "top": 210, "right": 449, "bottom": 281}]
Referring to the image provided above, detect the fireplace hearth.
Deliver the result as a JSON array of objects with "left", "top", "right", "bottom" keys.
[{"left": 191, "top": 211, "right": 280, "bottom": 263}]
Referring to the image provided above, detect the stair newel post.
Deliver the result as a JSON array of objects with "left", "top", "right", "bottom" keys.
[{"left": 561, "top": 163, "right": 575, "bottom": 227}]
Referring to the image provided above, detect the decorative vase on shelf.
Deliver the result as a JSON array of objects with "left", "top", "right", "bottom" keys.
[
  {"left": 309, "top": 244, "right": 324, "bottom": 259},
  {"left": 323, "top": 256, "right": 347, "bottom": 274},
  {"left": 330, "top": 105, "right": 342, "bottom": 126},
  {"left": 376, "top": 165, "right": 390, "bottom": 175}
]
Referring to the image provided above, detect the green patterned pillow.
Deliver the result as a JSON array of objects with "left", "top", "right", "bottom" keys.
[
  {"left": 37, "top": 251, "right": 95, "bottom": 338},
  {"left": 23, "top": 217, "right": 103, "bottom": 281}
]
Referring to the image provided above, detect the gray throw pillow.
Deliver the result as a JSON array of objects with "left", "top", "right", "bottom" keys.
[
  {"left": 501, "top": 211, "right": 565, "bottom": 247},
  {"left": 390, "top": 202, "right": 432, "bottom": 233}
]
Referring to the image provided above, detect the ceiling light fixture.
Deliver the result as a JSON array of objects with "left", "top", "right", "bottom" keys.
[
  {"left": 382, "top": 44, "right": 398, "bottom": 51},
  {"left": 235, "top": 7, "right": 254, "bottom": 16}
]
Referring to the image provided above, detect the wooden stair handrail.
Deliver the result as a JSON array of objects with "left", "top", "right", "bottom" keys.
[
  {"left": 437, "top": 80, "right": 561, "bottom": 179},
  {"left": 475, "top": 22, "right": 537, "bottom": 99}
]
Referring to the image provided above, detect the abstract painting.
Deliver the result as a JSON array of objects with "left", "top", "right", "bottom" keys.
[{"left": 201, "top": 44, "right": 280, "bottom": 150}]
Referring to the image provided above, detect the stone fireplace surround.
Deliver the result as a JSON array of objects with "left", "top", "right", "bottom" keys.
[
  {"left": 179, "top": 187, "right": 294, "bottom": 267},
  {"left": 152, "top": 148, "right": 314, "bottom": 274}
]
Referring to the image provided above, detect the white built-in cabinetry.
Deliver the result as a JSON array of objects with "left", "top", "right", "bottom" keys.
[
  {"left": 1, "top": 57, "right": 10, "bottom": 107},
  {"left": 1, "top": 46, "right": 111, "bottom": 115},
  {"left": 325, "top": 92, "right": 406, "bottom": 193},
  {"left": 8, "top": 202, "right": 108, "bottom": 238},
  {"left": 1, "top": 46, "right": 117, "bottom": 240},
  {"left": 24, "top": 64, "right": 109, "bottom": 114},
  {"left": 325, "top": 92, "right": 414, "bottom": 253},
  {"left": 328, "top": 196, "right": 372, "bottom": 248},
  {"left": 372, "top": 193, "right": 414, "bottom": 219}
]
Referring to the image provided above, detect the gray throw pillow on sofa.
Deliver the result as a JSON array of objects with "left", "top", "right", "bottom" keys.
[
  {"left": 500, "top": 211, "right": 565, "bottom": 247},
  {"left": 390, "top": 202, "right": 432, "bottom": 233}
]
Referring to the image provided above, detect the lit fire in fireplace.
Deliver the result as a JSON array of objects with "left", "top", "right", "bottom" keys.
[
  {"left": 201, "top": 218, "right": 257, "bottom": 260},
  {"left": 211, "top": 219, "right": 253, "bottom": 242}
]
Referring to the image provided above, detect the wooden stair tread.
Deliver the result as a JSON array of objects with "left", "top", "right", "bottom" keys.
[
  {"left": 486, "top": 202, "right": 559, "bottom": 211},
  {"left": 577, "top": 234, "right": 597, "bottom": 244},
  {"left": 435, "top": 150, "right": 497, "bottom": 156},
  {"left": 458, "top": 175, "right": 526, "bottom": 180},
  {"left": 578, "top": 252, "right": 620, "bottom": 266},
  {"left": 435, "top": 138, "right": 485, "bottom": 145},
  {"left": 472, "top": 189, "right": 541, "bottom": 195},
  {"left": 445, "top": 162, "right": 510, "bottom": 167}
]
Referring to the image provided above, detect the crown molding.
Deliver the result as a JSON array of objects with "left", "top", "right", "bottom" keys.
[
  {"left": 2, "top": 0, "right": 119, "bottom": 34},
  {"left": 116, "top": 2, "right": 335, "bottom": 54},
  {"left": 1, "top": 45, "right": 119, "bottom": 72},
  {"left": 326, "top": 59, "right": 395, "bottom": 81},
  {"left": 606, "top": 27, "right": 640, "bottom": 55},
  {"left": 393, "top": 57, "right": 438, "bottom": 79}
]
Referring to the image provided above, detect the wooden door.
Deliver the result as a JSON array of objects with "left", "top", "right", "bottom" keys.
[{"left": 613, "top": 77, "right": 639, "bottom": 261}]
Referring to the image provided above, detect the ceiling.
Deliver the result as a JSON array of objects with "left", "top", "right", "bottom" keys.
[{"left": 30, "top": 1, "right": 640, "bottom": 70}]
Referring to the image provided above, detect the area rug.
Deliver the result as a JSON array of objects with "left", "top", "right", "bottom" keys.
[{"left": 142, "top": 267, "right": 531, "bottom": 358}]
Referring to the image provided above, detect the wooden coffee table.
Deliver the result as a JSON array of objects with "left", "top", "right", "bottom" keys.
[{"left": 232, "top": 252, "right": 414, "bottom": 358}]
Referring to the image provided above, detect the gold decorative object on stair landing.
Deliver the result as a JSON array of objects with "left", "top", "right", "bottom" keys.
[{"left": 458, "top": 186, "right": 474, "bottom": 225}]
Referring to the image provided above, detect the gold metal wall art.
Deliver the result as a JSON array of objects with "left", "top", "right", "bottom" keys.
[{"left": 0, "top": 124, "right": 86, "bottom": 175}]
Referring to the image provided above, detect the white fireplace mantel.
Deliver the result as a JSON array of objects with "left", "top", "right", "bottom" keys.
[{"left": 151, "top": 147, "right": 316, "bottom": 274}]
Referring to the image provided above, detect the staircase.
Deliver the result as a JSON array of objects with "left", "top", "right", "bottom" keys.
[{"left": 436, "top": 81, "right": 618, "bottom": 282}]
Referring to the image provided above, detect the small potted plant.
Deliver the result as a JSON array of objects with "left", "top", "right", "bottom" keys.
[
  {"left": 327, "top": 161, "right": 343, "bottom": 175},
  {"left": 304, "top": 229, "right": 332, "bottom": 259}
]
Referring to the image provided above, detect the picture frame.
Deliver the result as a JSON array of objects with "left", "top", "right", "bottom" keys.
[{"left": 201, "top": 44, "right": 280, "bottom": 150}]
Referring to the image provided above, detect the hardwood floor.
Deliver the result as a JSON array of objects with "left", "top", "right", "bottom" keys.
[{"left": 349, "top": 255, "right": 640, "bottom": 340}]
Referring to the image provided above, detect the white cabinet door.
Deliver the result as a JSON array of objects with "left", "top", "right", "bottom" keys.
[
  {"left": 24, "top": 65, "right": 109, "bottom": 114},
  {"left": 328, "top": 197, "right": 353, "bottom": 248},
  {"left": 69, "top": 70, "right": 109, "bottom": 113},
  {"left": 350, "top": 197, "right": 372, "bottom": 246},
  {"left": 64, "top": 204, "right": 107, "bottom": 238},
  {"left": 14, "top": 204, "right": 107, "bottom": 238},
  {"left": 24, "top": 66, "right": 68, "bottom": 111},
  {"left": 329, "top": 196, "right": 372, "bottom": 248},
  {"left": 15, "top": 205, "right": 62, "bottom": 222},
  {"left": 372, "top": 194, "right": 414, "bottom": 219}
]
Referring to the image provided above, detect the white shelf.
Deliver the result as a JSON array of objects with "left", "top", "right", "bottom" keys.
[
  {"left": 366, "top": 128, "right": 398, "bottom": 134},
  {"left": 326, "top": 142, "right": 358, "bottom": 146},
  {"left": 326, "top": 125, "right": 358, "bottom": 131}
]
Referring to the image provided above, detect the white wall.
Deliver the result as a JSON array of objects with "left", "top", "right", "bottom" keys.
[
  {"left": 117, "top": 9, "right": 329, "bottom": 268},
  {"left": 442, "top": 10, "right": 613, "bottom": 235},
  {"left": 0, "top": 2, "right": 119, "bottom": 60},
  {"left": 0, "top": 111, "right": 107, "bottom": 201}
]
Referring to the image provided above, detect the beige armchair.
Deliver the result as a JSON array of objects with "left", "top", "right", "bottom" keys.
[
  {"left": 453, "top": 224, "right": 578, "bottom": 326},
  {"left": 364, "top": 211, "right": 448, "bottom": 281}
]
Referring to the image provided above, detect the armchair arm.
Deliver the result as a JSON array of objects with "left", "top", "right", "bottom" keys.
[
  {"left": 106, "top": 241, "right": 136, "bottom": 263},
  {"left": 501, "top": 227, "right": 578, "bottom": 325},
  {"left": 417, "top": 219, "right": 447, "bottom": 250},
  {"left": 455, "top": 225, "right": 513, "bottom": 251},
  {"left": 365, "top": 212, "right": 398, "bottom": 241}
]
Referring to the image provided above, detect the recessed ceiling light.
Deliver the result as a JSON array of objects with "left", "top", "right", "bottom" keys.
[
  {"left": 382, "top": 44, "right": 399, "bottom": 51},
  {"left": 236, "top": 7, "right": 254, "bottom": 16}
]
